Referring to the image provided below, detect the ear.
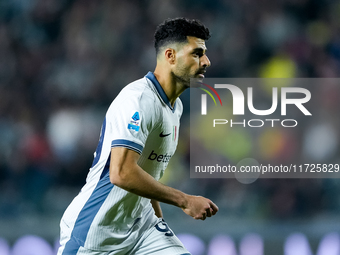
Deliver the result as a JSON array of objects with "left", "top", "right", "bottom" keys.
[{"left": 164, "top": 48, "right": 176, "bottom": 65}]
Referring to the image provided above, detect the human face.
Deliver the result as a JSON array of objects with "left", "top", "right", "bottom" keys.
[{"left": 171, "top": 36, "right": 211, "bottom": 87}]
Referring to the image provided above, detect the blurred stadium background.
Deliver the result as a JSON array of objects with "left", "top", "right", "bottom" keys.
[{"left": 0, "top": 0, "right": 340, "bottom": 254}]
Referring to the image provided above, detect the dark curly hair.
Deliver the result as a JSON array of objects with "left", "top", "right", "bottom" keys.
[{"left": 154, "top": 18, "right": 211, "bottom": 55}]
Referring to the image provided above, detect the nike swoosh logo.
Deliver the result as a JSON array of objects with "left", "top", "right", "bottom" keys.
[{"left": 159, "top": 132, "right": 171, "bottom": 137}]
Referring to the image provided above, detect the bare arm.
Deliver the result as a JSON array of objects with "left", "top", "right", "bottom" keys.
[
  {"left": 110, "top": 147, "right": 218, "bottom": 220},
  {"left": 151, "top": 199, "right": 163, "bottom": 218}
]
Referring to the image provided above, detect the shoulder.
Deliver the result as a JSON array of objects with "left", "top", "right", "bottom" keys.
[
  {"left": 106, "top": 77, "right": 161, "bottom": 126},
  {"left": 121, "top": 77, "right": 157, "bottom": 105},
  {"left": 109, "top": 77, "right": 157, "bottom": 109}
]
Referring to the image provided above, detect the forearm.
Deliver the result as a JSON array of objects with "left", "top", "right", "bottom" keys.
[
  {"left": 110, "top": 147, "right": 218, "bottom": 220},
  {"left": 110, "top": 153, "right": 187, "bottom": 208}
]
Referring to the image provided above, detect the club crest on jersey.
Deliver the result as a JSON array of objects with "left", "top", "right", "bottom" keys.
[{"left": 127, "top": 111, "right": 140, "bottom": 131}]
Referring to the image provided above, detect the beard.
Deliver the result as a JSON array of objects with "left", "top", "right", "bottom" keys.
[
  {"left": 171, "top": 66, "right": 204, "bottom": 88},
  {"left": 171, "top": 71, "right": 191, "bottom": 88}
]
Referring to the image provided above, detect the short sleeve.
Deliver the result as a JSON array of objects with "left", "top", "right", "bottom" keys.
[{"left": 106, "top": 90, "right": 157, "bottom": 155}]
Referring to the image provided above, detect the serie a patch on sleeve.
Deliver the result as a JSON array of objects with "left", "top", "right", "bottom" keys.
[{"left": 127, "top": 111, "right": 140, "bottom": 131}]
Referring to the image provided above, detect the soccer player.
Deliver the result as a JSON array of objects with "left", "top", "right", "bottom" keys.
[{"left": 58, "top": 17, "right": 218, "bottom": 255}]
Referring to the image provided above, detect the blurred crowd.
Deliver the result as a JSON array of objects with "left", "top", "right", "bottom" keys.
[{"left": 0, "top": 0, "right": 340, "bottom": 223}]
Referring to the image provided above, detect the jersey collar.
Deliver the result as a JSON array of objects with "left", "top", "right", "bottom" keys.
[{"left": 145, "top": 71, "right": 176, "bottom": 113}]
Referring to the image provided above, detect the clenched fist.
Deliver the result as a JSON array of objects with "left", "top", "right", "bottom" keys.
[{"left": 182, "top": 195, "right": 218, "bottom": 220}]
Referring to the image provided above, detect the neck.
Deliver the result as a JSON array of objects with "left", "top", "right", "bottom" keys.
[{"left": 153, "top": 66, "right": 187, "bottom": 107}]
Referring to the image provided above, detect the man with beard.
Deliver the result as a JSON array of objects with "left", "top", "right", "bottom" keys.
[{"left": 58, "top": 17, "right": 218, "bottom": 255}]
